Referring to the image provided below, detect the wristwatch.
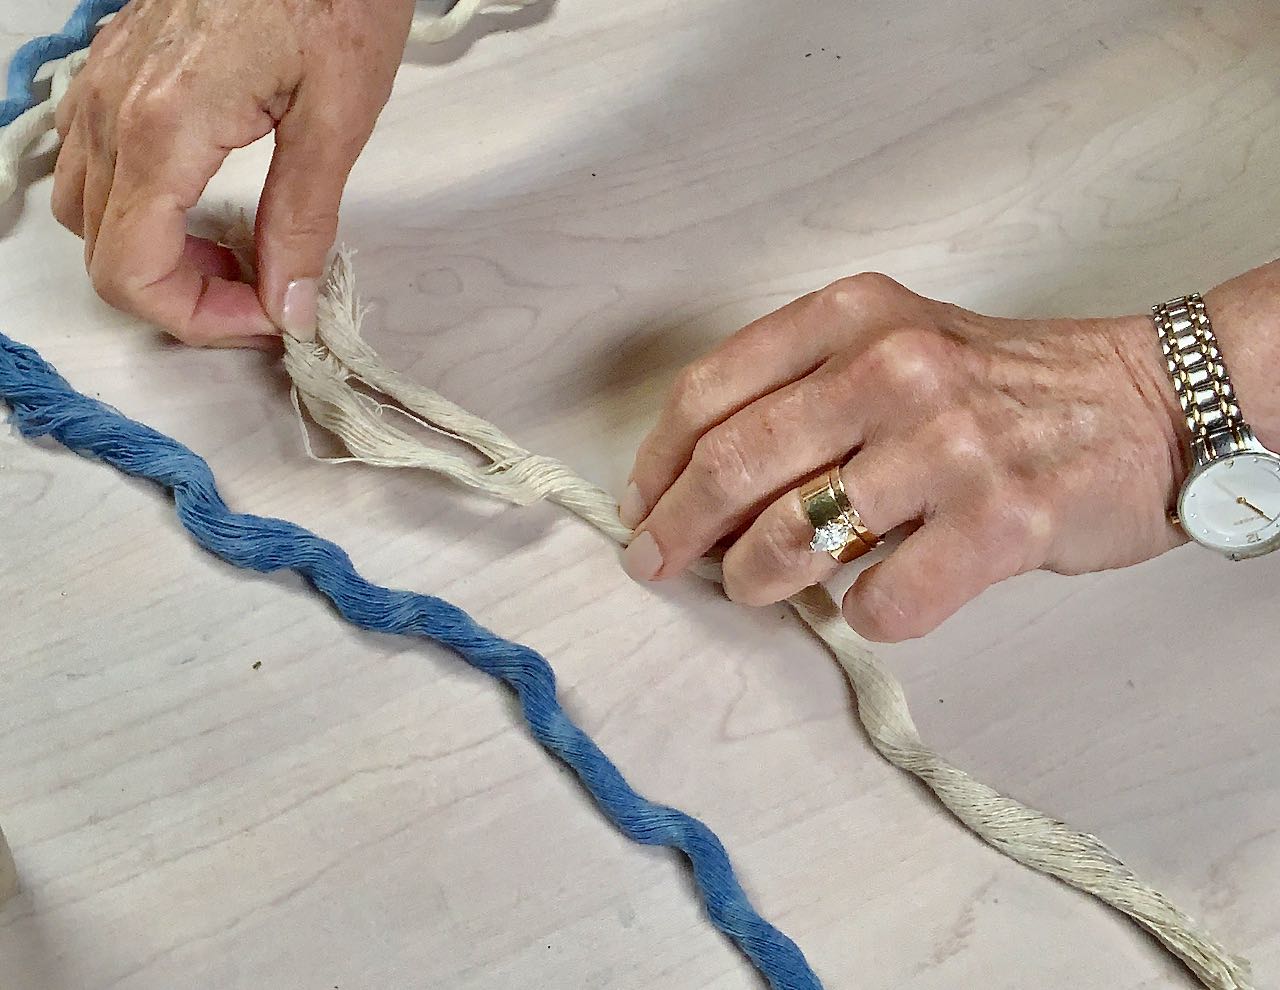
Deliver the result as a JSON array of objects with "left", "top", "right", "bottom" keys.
[{"left": 1152, "top": 293, "right": 1280, "bottom": 559}]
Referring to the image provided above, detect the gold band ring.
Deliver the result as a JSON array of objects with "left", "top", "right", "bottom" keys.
[{"left": 798, "top": 467, "right": 883, "bottom": 564}]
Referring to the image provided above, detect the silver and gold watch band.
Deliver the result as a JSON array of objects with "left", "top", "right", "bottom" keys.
[{"left": 1151, "top": 293, "right": 1255, "bottom": 463}]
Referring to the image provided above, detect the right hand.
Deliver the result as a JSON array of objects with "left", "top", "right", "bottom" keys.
[{"left": 52, "top": 0, "right": 415, "bottom": 349}]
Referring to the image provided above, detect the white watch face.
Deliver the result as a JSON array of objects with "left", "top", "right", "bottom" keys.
[{"left": 1179, "top": 451, "right": 1280, "bottom": 556}]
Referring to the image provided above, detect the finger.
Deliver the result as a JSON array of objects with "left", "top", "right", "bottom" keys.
[
  {"left": 183, "top": 234, "right": 244, "bottom": 282},
  {"left": 625, "top": 274, "right": 905, "bottom": 525},
  {"left": 719, "top": 443, "right": 931, "bottom": 607},
  {"left": 174, "top": 237, "right": 277, "bottom": 350},
  {"left": 842, "top": 514, "right": 1028, "bottom": 643},
  {"left": 255, "top": 82, "right": 379, "bottom": 343},
  {"left": 54, "top": 71, "right": 83, "bottom": 139},
  {"left": 621, "top": 361, "right": 875, "bottom": 581},
  {"left": 81, "top": 105, "right": 117, "bottom": 262},
  {"left": 51, "top": 114, "right": 89, "bottom": 235},
  {"left": 89, "top": 97, "right": 277, "bottom": 344},
  {"left": 55, "top": 13, "right": 123, "bottom": 139}
]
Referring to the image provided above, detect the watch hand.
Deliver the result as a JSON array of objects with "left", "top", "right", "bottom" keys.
[{"left": 1236, "top": 495, "right": 1274, "bottom": 521}]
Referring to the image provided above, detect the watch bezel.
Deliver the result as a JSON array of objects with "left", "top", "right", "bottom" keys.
[{"left": 1177, "top": 446, "right": 1280, "bottom": 559}]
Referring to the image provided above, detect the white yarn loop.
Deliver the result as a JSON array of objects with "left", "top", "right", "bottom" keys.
[
  {"left": 0, "top": 49, "right": 86, "bottom": 204},
  {"left": 409, "top": 0, "right": 541, "bottom": 44},
  {"left": 0, "top": 16, "right": 1254, "bottom": 990}
]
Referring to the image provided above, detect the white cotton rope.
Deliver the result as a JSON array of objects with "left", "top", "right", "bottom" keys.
[
  {"left": 408, "top": 0, "right": 540, "bottom": 44},
  {"left": 0, "top": 49, "right": 85, "bottom": 204},
  {"left": 280, "top": 254, "right": 1253, "bottom": 990},
  {"left": 0, "top": 20, "right": 1254, "bottom": 989}
]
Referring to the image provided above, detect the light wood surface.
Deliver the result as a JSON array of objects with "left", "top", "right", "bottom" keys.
[{"left": 2, "top": 2, "right": 1278, "bottom": 987}]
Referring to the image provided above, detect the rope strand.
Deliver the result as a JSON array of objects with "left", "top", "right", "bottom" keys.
[
  {"left": 278, "top": 250, "right": 1254, "bottom": 990},
  {"left": 0, "top": 331, "right": 823, "bottom": 990}
]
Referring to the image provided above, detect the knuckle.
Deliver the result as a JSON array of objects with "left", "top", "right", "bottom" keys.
[
  {"left": 974, "top": 492, "right": 1022, "bottom": 540},
  {"left": 690, "top": 426, "right": 751, "bottom": 497},
  {"left": 821, "top": 272, "right": 903, "bottom": 314},
  {"left": 863, "top": 328, "right": 948, "bottom": 398},
  {"left": 726, "top": 517, "right": 799, "bottom": 607},
  {"left": 848, "top": 582, "right": 918, "bottom": 643},
  {"left": 970, "top": 485, "right": 1052, "bottom": 563},
  {"left": 849, "top": 270, "right": 904, "bottom": 297},
  {"left": 757, "top": 520, "right": 799, "bottom": 579},
  {"left": 88, "top": 260, "right": 128, "bottom": 311},
  {"left": 87, "top": 18, "right": 125, "bottom": 58},
  {"left": 278, "top": 210, "right": 340, "bottom": 248},
  {"left": 667, "top": 360, "right": 720, "bottom": 428},
  {"left": 277, "top": 109, "right": 372, "bottom": 168},
  {"left": 78, "top": 78, "right": 110, "bottom": 122},
  {"left": 116, "top": 85, "right": 178, "bottom": 138},
  {"left": 930, "top": 407, "right": 991, "bottom": 467}
]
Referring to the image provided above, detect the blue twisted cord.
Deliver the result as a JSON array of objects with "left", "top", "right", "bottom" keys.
[
  {"left": 0, "top": 0, "right": 127, "bottom": 125},
  {"left": 0, "top": 332, "right": 824, "bottom": 990},
  {"left": 0, "top": 6, "right": 824, "bottom": 984}
]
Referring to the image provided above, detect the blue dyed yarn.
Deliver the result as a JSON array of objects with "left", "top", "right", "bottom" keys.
[
  {"left": 0, "top": 332, "right": 823, "bottom": 990},
  {"left": 0, "top": 0, "right": 127, "bottom": 125},
  {"left": 0, "top": 5, "right": 824, "bottom": 984}
]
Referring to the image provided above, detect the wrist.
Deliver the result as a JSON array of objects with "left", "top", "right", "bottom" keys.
[
  {"left": 1203, "top": 261, "right": 1280, "bottom": 452},
  {"left": 1108, "top": 261, "right": 1280, "bottom": 502},
  {"left": 1104, "top": 311, "right": 1190, "bottom": 493}
]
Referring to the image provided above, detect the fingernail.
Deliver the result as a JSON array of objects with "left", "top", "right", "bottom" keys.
[
  {"left": 621, "top": 531, "right": 663, "bottom": 582},
  {"left": 619, "top": 481, "right": 647, "bottom": 529},
  {"left": 281, "top": 278, "right": 318, "bottom": 342}
]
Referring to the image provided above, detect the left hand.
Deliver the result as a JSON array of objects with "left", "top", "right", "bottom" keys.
[
  {"left": 51, "top": 0, "right": 414, "bottom": 348},
  {"left": 618, "top": 273, "right": 1187, "bottom": 642}
]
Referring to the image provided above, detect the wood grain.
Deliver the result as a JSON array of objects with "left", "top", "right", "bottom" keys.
[{"left": 1, "top": 1, "right": 1277, "bottom": 988}]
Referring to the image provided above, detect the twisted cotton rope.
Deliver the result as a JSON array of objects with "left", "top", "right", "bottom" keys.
[
  {"left": 0, "top": 3, "right": 1255, "bottom": 988},
  {"left": 0, "top": 330, "right": 823, "bottom": 990},
  {"left": 281, "top": 253, "right": 1254, "bottom": 990},
  {"left": 0, "top": 48, "right": 84, "bottom": 204}
]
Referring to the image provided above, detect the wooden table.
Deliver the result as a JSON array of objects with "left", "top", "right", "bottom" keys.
[{"left": 1, "top": 1, "right": 1277, "bottom": 987}]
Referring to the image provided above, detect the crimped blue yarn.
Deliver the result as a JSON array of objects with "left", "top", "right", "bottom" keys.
[
  {"left": 0, "top": 0, "right": 126, "bottom": 125},
  {"left": 0, "top": 4, "right": 824, "bottom": 983},
  {"left": 0, "top": 332, "right": 823, "bottom": 990}
]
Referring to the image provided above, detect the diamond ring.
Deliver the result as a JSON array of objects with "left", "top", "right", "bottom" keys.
[{"left": 798, "top": 467, "right": 882, "bottom": 564}]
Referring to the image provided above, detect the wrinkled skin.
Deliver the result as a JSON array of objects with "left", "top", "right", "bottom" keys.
[
  {"left": 50, "top": 4, "right": 1280, "bottom": 639},
  {"left": 621, "top": 264, "right": 1280, "bottom": 642},
  {"left": 52, "top": 0, "right": 415, "bottom": 347}
]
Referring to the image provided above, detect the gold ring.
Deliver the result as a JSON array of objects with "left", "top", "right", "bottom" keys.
[{"left": 798, "top": 467, "right": 883, "bottom": 564}]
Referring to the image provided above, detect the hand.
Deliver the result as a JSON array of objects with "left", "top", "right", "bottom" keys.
[
  {"left": 51, "top": 0, "right": 414, "bottom": 348},
  {"left": 619, "top": 273, "right": 1189, "bottom": 642}
]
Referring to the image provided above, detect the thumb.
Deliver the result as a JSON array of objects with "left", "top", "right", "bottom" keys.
[{"left": 256, "top": 88, "right": 372, "bottom": 342}]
